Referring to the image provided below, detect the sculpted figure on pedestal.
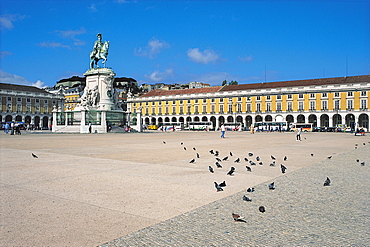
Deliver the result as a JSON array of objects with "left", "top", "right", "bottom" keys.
[{"left": 90, "top": 33, "right": 109, "bottom": 69}]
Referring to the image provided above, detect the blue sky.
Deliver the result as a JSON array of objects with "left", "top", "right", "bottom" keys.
[{"left": 1, "top": 0, "right": 369, "bottom": 88}]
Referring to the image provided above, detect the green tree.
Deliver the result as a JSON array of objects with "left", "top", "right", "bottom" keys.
[{"left": 229, "top": 80, "right": 239, "bottom": 85}]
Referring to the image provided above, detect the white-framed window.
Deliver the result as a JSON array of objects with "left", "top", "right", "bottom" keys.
[
  {"left": 158, "top": 107, "right": 162, "bottom": 114},
  {"left": 334, "top": 100, "right": 340, "bottom": 110},
  {"left": 266, "top": 103, "right": 271, "bottom": 112},
  {"left": 219, "top": 105, "right": 224, "bottom": 113},
  {"left": 322, "top": 93, "right": 327, "bottom": 98},
  {"left": 322, "top": 101, "right": 328, "bottom": 110},
  {"left": 16, "top": 104, "right": 21, "bottom": 112},
  {"left": 266, "top": 95, "right": 271, "bottom": 100},
  {"left": 310, "top": 93, "right": 315, "bottom": 98},
  {"left": 26, "top": 105, "right": 31, "bottom": 112},
  {"left": 35, "top": 105, "right": 40, "bottom": 113},
  {"left": 211, "top": 105, "right": 215, "bottom": 113},
  {"left": 334, "top": 92, "right": 340, "bottom": 97},
  {"left": 361, "top": 91, "right": 367, "bottom": 96},
  {"left": 276, "top": 95, "right": 281, "bottom": 100},
  {"left": 237, "top": 103, "right": 241, "bottom": 112},
  {"left": 246, "top": 104, "right": 251, "bottom": 112},
  {"left": 195, "top": 105, "right": 198, "bottom": 113},
  {"left": 203, "top": 105, "right": 206, "bottom": 113},
  {"left": 173, "top": 106, "right": 176, "bottom": 114},
  {"left": 347, "top": 92, "right": 353, "bottom": 97},
  {"left": 310, "top": 101, "right": 315, "bottom": 110},
  {"left": 256, "top": 103, "right": 261, "bottom": 112},
  {"left": 276, "top": 102, "right": 282, "bottom": 111},
  {"left": 361, "top": 99, "right": 367, "bottom": 109},
  {"left": 347, "top": 99, "right": 353, "bottom": 110},
  {"left": 287, "top": 94, "right": 292, "bottom": 99},
  {"left": 228, "top": 104, "right": 233, "bottom": 113},
  {"left": 287, "top": 102, "right": 292, "bottom": 111},
  {"left": 298, "top": 102, "right": 304, "bottom": 110},
  {"left": 256, "top": 96, "right": 261, "bottom": 101},
  {"left": 299, "top": 94, "right": 304, "bottom": 99}
]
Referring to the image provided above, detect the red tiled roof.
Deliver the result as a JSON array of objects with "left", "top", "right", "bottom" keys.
[
  {"left": 140, "top": 86, "right": 223, "bottom": 97},
  {"left": 221, "top": 75, "right": 370, "bottom": 92}
]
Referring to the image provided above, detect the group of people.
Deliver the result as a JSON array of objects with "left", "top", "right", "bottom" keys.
[{"left": 3, "top": 122, "right": 22, "bottom": 135}]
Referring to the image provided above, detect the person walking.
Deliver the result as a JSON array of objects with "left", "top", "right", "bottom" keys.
[
  {"left": 220, "top": 124, "right": 226, "bottom": 138},
  {"left": 88, "top": 122, "right": 92, "bottom": 133},
  {"left": 296, "top": 127, "right": 302, "bottom": 141},
  {"left": 4, "top": 122, "right": 9, "bottom": 134}
]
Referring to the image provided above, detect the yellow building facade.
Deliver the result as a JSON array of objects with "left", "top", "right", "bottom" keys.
[{"left": 128, "top": 75, "right": 370, "bottom": 130}]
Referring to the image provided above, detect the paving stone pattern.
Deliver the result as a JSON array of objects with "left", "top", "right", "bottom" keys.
[{"left": 101, "top": 145, "right": 370, "bottom": 247}]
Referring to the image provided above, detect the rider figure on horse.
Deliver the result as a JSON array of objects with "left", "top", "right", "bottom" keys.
[{"left": 90, "top": 33, "right": 109, "bottom": 69}]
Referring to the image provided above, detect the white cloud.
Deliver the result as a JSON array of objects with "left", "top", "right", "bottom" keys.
[
  {"left": 135, "top": 38, "right": 170, "bottom": 59},
  {"left": 0, "top": 14, "right": 27, "bottom": 30},
  {"left": 187, "top": 48, "right": 220, "bottom": 64},
  {"left": 0, "top": 69, "right": 46, "bottom": 88},
  {"left": 238, "top": 55, "right": 253, "bottom": 62},
  {"left": 0, "top": 51, "right": 12, "bottom": 58},
  {"left": 88, "top": 4, "right": 98, "bottom": 12},
  {"left": 53, "top": 28, "right": 86, "bottom": 46},
  {"left": 38, "top": 41, "right": 71, "bottom": 49},
  {"left": 145, "top": 69, "right": 174, "bottom": 82}
]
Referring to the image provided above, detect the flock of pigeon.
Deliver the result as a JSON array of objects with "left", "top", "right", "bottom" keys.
[{"left": 160, "top": 139, "right": 368, "bottom": 223}]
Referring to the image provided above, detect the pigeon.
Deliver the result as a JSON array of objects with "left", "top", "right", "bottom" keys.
[
  {"left": 214, "top": 182, "right": 223, "bottom": 192},
  {"left": 259, "top": 162, "right": 263, "bottom": 166},
  {"left": 208, "top": 166, "right": 214, "bottom": 173},
  {"left": 180, "top": 142, "right": 184, "bottom": 145},
  {"left": 311, "top": 153, "right": 314, "bottom": 157},
  {"left": 184, "top": 147, "right": 187, "bottom": 151},
  {"left": 256, "top": 156, "right": 260, "bottom": 161},
  {"left": 244, "top": 157, "right": 249, "bottom": 162},
  {"left": 269, "top": 161, "right": 276, "bottom": 167},
  {"left": 259, "top": 206, "right": 266, "bottom": 213},
  {"left": 209, "top": 150, "right": 214, "bottom": 154},
  {"left": 222, "top": 156, "right": 229, "bottom": 161},
  {"left": 215, "top": 162, "right": 222, "bottom": 168},
  {"left": 356, "top": 159, "right": 360, "bottom": 162},
  {"left": 281, "top": 164, "right": 287, "bottom": 174},
  {"left": 361, "top": 161, "right": 365, "bottom": 166},
  {"left": 216, "top": 157, "right": 222, "bottom": 162},
  {"left": 246, "top": 187, "right": 255, "bottom": 192},
  {"left": 245, "top": 166, "right": 252, "bottom": 172},
  {"left": 355, "top": 143, "right": 358, "bottom": 146},
  {"left": 323, "top": 177, "right": 331, "bottom": 186},
  {"left": 230, "top": 151, "right": 233, "bottom": 156},
  {"left": 232, "top": 213, "right": 246, "bottom": 223},
  {"left": 227, "top": 167, "right": 235, "bottom": 176},
  {"left": 327, "top": 156, "right": 332, "bottom": 159},
  {"left": 163, "top": 141, "right": 166, "bottom": 144},
  {"left": 189, "top": 158, "right": 195, "bottom": 164},
  {"left": 248, "top": 152, "right": 253, "bottom": 156},
  {"left": 215, "top": 151, "right": 219, "bottom": 156},
  {"left": 363, "top": 143, "right": 366, "bottom": 145},
  {"left": 32, "top": 153, "right": 38, "bottom": 158},
  {"left": 271, "top": 155, "right": 276, "bottom": 160},
  {"left": 249, "top": 161, "right": 256, "bottom": 166},
  {"left": 234, "top": 158, "right": 240, "bottom": 163},
  {"left": 268, "top": 182, "right": 275, "bottom": 190},
  {"left": 242, "top": 195, "right": 252, "bottom": 202},
  {"left": 284, "top": 156, "right": 288, "bottom": 161},
  {"left": 196, "top": 153, "right": 200, "bottom": 158},
  {"left": 219, "top": 181, "right": 227, "bottom": 187},
  {"left": 193, "top": 147, "right": 197, "bottom": 151}
]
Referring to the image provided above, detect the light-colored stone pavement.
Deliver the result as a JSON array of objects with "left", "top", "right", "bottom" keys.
[{"left": 0, "top": 130, "right": 369, "bottom": 246}]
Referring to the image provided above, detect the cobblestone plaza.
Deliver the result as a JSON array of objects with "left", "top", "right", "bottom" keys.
[{"left": 1, "top": 130, "right": 369, "bottom": 246}]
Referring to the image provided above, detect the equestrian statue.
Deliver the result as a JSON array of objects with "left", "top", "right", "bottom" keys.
[{"left": 90, "top": 33, "right": 109, "bottom": 69}]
